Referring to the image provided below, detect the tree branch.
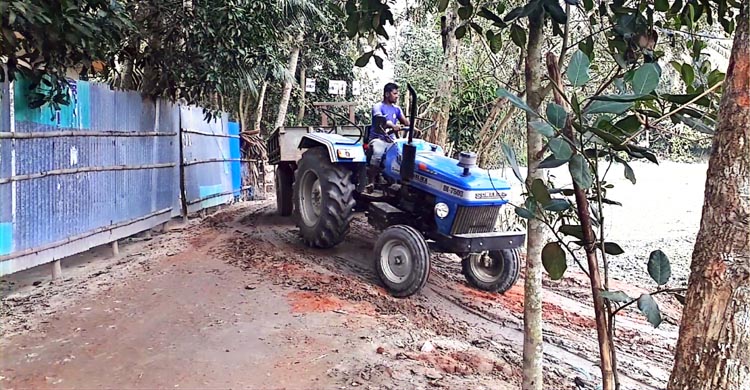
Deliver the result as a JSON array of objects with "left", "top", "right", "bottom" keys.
[
  {"left": 621, "top": 80, "right": 724, "bottom": 144},
  {"left": 610, "top": 287, "right": 687, "bottom": 317}
]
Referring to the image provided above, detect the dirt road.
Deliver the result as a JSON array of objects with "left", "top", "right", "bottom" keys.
[{"left": 1, "top": 191, "right": 687, "bottom": 390}]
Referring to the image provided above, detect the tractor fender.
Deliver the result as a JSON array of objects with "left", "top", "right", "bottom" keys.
[{"left": 298, "top": 133, "right": 366, "bottom": 163}]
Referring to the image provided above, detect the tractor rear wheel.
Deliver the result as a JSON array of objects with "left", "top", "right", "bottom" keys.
[
  {"left": 275, "top": 163, "right": 294, "bottom": 216},
  {"left": 374, "top": 225, "right": 431, "bottom": 298},
  {"left": 292, "top": 147, "right": 355, "bottom": 248},
  {"left": 462, "top": 249, "right": 521, "bottom": 293}
]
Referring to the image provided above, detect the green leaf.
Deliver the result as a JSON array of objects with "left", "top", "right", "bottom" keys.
[
  {"left": 515, "top": 207, "right": 534, "bottom": 219},
  {"left": 559, "top": 224, "right": 585, "bottom": 240},
  {"left": 479, "top": 7, "right": 504, "bottom": 24},
  {"left": 623, "top": 161, "right": 636, "bottom": 184},
  {"left": 566, "top": 50, "right": 591, "bottom": 87},
  {"left": 638, "top": 294, "right": 663, "bottom": 327},
  {"left": 603, "top": 242, "right": 625, "bottom": 255},
  {"left": 707, "top": 69, "right": 725, "bottom": 86},
  {"left": 510, "top": 24, "right": 527, "bottom": 48},
  {"left": 538, "top": 155, "right": 568, "bottom": 168},
  {"left": 455, "top": 25, "right": 468, "bottom": 39},
  {"left": 355, "top": 52, "right": 373, "bottom": 67},
  {"left": 543, "top": 199, "right": 571, "bottom": 211},
  {"left": 546, "top": 103, "right": 567, "bottom": 128},
  {"left": 578, "top": 37, "right": 595, "bottom": 61},
  {"left": 531, "top": 120, "right": 556, "bottom": 137},
  {"left": 548, "top": 138, "right": 573, "bottom": 161},
  {"left": 648, "top": 250, "right": 671, "bottom": 285},
  {"left": 600, "top": 290, "right": 632, "bottom": 303},
  {"left": 503, "top": 6, "right": 525, "bottom": 22},
  {"left": 569, "top": 154, "right": 593, "bottom": 189},
  {"left": 470, "top": 22, "right": 483, "bottom": 34},
  {"left": 589, "top": 94, "right": 654, "bottom": 102},
  {"left": 661, "top": 93, "right": 711, "bottom": 107},
  {"left": 613, "top": 115, "right": 641, "bottom": 134},
  {"left": 497, "top": 88, "right": 537, "bottom": 116},
  {"left": 502, "top": 142, "right": 523, "bottom": 183},
  {"left": 655, "top": 0, "right": 670, "bottom": 11},
  {"left": 531, "top": 179, "right": 552, "bottom": 205},
  {"left": 374, "top": 55, "right": 384, "bottom": 69},
  {"left": 458, "top": 5, "right": 474, "bottom": 19},
  {"left": 542, "top": 242, "right": 567, "bottom": 280},
  {"left": 583, "top": 0, "right": 594, "bottom": 11},
  {"left": 585, "top": 100, "right": 633, "bottom": 115},
  {"left": 543, "top": 0, "right": 567, "bottom": 24},
  {"left": 632, "top": 63, "right": 661, "bottom": 94},
  {"left": 346, "top": 14, "right": 360, "bottom": 38},
  {"left": 680, "top": 63, "right": 695, "bottom": 86},
  {"left": 571, "top": 93, "right": 581, "bottom": 116},
  {"left": 438, "top": 0, "right": 450, "bottom": 12},
  {"left": 490, "top": 33, "right": 503, "bottom": 53}
]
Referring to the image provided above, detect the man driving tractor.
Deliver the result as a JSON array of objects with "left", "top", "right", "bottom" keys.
[{"left": 367, "top": 82, "right": 411, "bottom": 189}]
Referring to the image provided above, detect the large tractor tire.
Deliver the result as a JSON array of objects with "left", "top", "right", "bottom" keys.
[
  {"left": 462, "top": 249, "right": 521, "bottom": 293},
  {"left": 374, "top": 225, "right": 431, "bottom": 298},
  {"left": 292, "top": 147, "right": 356, "bottom": 248},
  {"left": 275, "top": 163, "right": 294, "bottom": 216}
]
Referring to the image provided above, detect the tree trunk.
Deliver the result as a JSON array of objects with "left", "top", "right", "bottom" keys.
[
  {"left": 239, "top": 89, "right": 253, "bottom": 133},
  {"left": 427, "top": 6, "right": 458, "bottom": 148},
  {"left": 522, "top": 8, "right": 545, "bottom": 390},
  {"left": 667, "top": 2, "right": 750, "bottom": 389},
  {"left": 297, "top": 67, "right": 306, "bottom": 125},
  {"left": 254, "top": 80, "right": 268, "bottom": 135},
  {"left": 274, "top": 31, "right": 304, "bottom": 131}
]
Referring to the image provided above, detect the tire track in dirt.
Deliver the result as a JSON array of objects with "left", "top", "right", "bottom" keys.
[{"left": 206, "top": 201, "right": 672, "bottom": 390}]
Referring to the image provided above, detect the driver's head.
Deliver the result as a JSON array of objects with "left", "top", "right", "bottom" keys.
[{"left": 383, "top": 83, "right": 399, "bottom": 104}]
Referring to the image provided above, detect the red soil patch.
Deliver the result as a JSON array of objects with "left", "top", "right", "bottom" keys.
[
  {"left": 460, "top": 283, "right": 595, "bottom": 328},
  {"left": 286, "top": 291, "right": 377, "bottom": 316},
  {"left": 287, "top": 291, "right": 345, "bottom": 313}
]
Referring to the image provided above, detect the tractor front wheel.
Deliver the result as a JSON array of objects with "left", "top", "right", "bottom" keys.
[
  {"left": 374, "top": 225, "right": 431, "bottom": 298},
  {"left": 462, "top": 249, "right": 521, "bottom": 293},
  {"left": 292, "top": 147, "right": 355, "bottom": 248}
]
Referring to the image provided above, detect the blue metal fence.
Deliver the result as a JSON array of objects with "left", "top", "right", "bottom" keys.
[{"left": 0, "top": 77, "right": 251, "bottom": 276}]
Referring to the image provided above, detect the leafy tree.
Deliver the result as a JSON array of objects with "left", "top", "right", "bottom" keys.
[{"left": 1, "top": 0, "right": 131, "bottom": 109}]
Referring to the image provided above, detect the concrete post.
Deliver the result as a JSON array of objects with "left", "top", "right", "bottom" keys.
[
  {"left": 51, "top": 260, "right": 62, "bottom": 280},
  {"left": 112, "top": 241, "right": 120, "bottom": 257}
]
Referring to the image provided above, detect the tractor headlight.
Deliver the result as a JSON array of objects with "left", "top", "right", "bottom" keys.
[
  {"left": 336, "top": 148, "right": 355, "bottom": 159},
  {"left": 435, "top": 203, "right": 450, "bottom": 219}
]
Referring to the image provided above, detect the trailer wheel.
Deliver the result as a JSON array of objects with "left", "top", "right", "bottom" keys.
[
  {"left": 275, "top": 163, "right": 294, "bottom": 216},
  {"left": 374, "top": 225, "right": 431, "bottom": 298},
  {"left": 462, "top": 249, "right": 521, "bottom": 293},
  {"left": 293, "top": 147, "right": 355, "bottom": 248}
]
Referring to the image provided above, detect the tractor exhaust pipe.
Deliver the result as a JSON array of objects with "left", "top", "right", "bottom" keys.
[{"left": 401, "top": 84, "right": 418, "bottom": 183}]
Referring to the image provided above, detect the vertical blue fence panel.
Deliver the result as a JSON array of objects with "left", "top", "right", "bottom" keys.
[
  {"left": 228, "top": 121, "right": 241, "bottom": 197},
  {"left": 0, "top": 76, "right": 11, "bottom": 256},
  {"left": 180, "top": 107, "right": 234, "bottom": 212}
]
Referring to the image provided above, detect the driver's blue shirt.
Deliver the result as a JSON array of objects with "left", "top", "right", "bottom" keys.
[{"left": 370, "top": 102, "right": 403, "bottom": 142}]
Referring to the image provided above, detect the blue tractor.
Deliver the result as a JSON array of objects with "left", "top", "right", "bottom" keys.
[{"left": 267, "top": 84, "right": 525, "bottom": 297}]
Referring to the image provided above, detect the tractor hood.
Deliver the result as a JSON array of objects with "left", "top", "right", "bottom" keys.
[
  {"left": 414, "top": 152, "right": 512, "bottom": 193},
  {"left": 384, "top": 139, "right": 513, "bottom": 203}
]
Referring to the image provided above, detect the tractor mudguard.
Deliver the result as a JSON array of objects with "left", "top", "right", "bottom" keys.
[{"left": 298, "top": 133, "right": 366, "bottom": 163}]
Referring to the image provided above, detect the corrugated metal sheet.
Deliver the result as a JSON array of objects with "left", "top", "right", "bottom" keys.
[
  {"left": 9, "top": 80, "right": 175, "bottom": 254},
  {"left": 0, "top": 77, "right": 251, "bottom": 276},
  {"left": 180, "top": 106, "right": 234, "bottom": 212}
]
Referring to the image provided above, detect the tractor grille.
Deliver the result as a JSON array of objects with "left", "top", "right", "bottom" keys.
[{"left": 450, "top": 206, "right": 501, "bottom": 235}]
